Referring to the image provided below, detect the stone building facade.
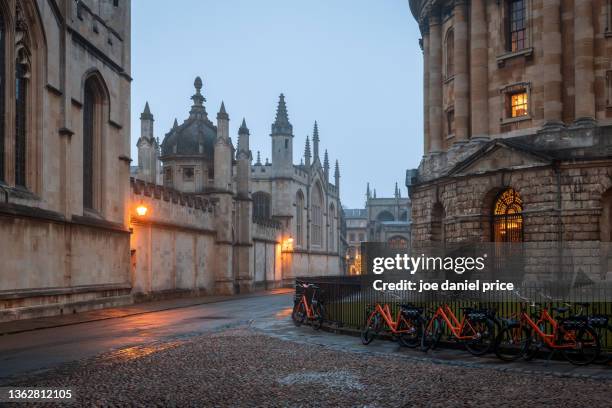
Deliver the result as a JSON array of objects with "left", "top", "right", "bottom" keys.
[
  {"left": 250, "top": 96, "right": 344, "bottom": 280},
  {"left": 408, "top": 0, "right": 612, "bottom": 283},
  {"left": 0, "top": 0, "right": 132, "bottom": 322},
  {"left": 132, "top": 81, "right": 344, "bottom": 296},
  {"left": 345, "top": 183, "right": 411, "bottom": 274}
]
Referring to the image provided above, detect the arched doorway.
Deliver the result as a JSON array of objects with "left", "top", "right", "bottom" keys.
[{"left": 492, "top": 188, "right": 523, "bottom": 242}]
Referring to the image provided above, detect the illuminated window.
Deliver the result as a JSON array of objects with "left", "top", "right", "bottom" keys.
[
  {"left": 510, "top": 92, "right": 528, "bottom": 118},
  {"left": 508, "top": 0, "right": 527, "bottom": 52},
  {"left": 493, "top": 188, "right": 523, "bottom": 242}
]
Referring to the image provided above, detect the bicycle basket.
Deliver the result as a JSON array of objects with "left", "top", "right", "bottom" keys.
[{"left": 588, "top": 315, "right": 609, "bottom": 328}]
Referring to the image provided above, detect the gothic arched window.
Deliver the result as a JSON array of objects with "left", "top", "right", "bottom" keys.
[
  {"left": 329, "top": 203, "right": 335, "bottom": 252},
  {"left": 296, "top": 190, "right": 304, "bottom": 246},
  {"left": 252, "top": 191, "right": 271, "bottom": 220},
  {"left": 312, "top": 185, "right": 323, "bottom": 246},
  {"left": 493, "top": 188, "right": 523, "bottom": 242},
  {"left": 0, "top": 14, "right": 5, "bottom": 183},
  {"left": 14, "top": 47, "right": 29, "bottom": 187},
  {"left": 444, "top": 28, "right": 454, "bottom": 79},
  {"left": 82, "top": 74, "right": 107, "bottom": 211}
]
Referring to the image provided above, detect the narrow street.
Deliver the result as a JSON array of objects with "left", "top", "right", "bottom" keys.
[{"left": 0, "top": 292, "right": 292, "bottom": 382}]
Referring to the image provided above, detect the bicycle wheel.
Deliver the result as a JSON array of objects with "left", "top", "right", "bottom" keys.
[
  {"left": 464, "top": 318, "right": 496, "bottom": 356},
  {"left": 421, "top": 317, "right": 443, "bottom": 352},
  {"left": 292, "top": 302, "right": 307, "bottom": 327},
  {"left": 361, "top": 312, "right": 381, "bottom": 345},
  {"left": 494, "top": 325, "right": 530, "bottom": 362},
  {"left": 397, "top": 317, "right": 421, "bottom": 348},
  {"left": 312, "top": 303, "right": 325, "bottom": 331},
  {"left": 563, "top": 326, "right": 601, "bottom": 366}
]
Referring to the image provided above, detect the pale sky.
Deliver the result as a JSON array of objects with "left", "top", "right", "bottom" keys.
[{"left": 130, "top": 0, "right": 424, "bottom": 208}]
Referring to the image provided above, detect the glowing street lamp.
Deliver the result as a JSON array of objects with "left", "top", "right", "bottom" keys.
[
  {"left": 282, "top": 237, "right": 294, "bottom": 251},
  {"left": 136, "top": 204, "right": 148, "bottom": 217}
]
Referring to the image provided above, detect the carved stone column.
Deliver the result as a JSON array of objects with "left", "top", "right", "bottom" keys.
[
  {"left": 453, "top": 1, "right": 469, "bottom": 142},
  {"left": 541, "top": 0, "right": 564, "bottom": 129},
  {"left": 428, "top": 9, "right": 443, "bottom": 152},
  {"left": 574, "top": 0, "right": 596, "bottom": 126},
  {"left": 469, "top": 0, "right": 489, "bottom": 139}
]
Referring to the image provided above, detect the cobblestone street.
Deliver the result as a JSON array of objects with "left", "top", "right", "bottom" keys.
[
  {"left": 2, "top": 293, "right": 610, "bottom": 407},
  {"left": 7, "top": 325, "right": 611, "bottom": 407}
]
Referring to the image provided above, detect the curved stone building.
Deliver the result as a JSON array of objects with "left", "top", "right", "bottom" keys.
[{"left": 407, "top": 0, "right": 612, "bottom": 281}]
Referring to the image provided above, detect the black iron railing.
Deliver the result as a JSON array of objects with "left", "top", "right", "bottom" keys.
[{"left": 295, "top": 275, "right": 612, "bottom": 352}]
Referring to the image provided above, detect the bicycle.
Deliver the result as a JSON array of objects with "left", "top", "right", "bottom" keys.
[
  {"left": 292, "top": 283, "right": 326, "bottom": 330},
  {"left": 562, "top": 301, "right": 610, "bottom": 364},
  {"left": 494, "top": 293, "right": 600, "bottom": 365},
  {"left": 361, "top": 293, "right": 424, "bottom": 348},
  {"left": 421, "top": 304, "right": 496, "bottom": 356}
]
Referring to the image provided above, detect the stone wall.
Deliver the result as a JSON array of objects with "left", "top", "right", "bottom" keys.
[
  {"left": 283, "top": 251, "right": 342, "bottom": 284},
  {"left": 129, "top": 179, "right": 218, "bottom": 298},
  {"left": 253, "top": 220, "right": 283, "bottom": 289}
]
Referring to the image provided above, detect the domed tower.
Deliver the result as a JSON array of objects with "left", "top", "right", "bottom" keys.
[{"left": 159, "top": 77, "right": 219, "bottom": 192}]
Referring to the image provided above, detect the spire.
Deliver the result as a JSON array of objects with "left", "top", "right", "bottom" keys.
[
  {"left": 239, "top": 118, "right": 250, "bottom": 135},
  {"left": 334, "top": 160, "right": 340, "bottom": 179},
  {"left": 304, "top": 136, "right": 311, "bottom": 163},
  {"left": 324, "top": 150, "right": 329, "bottom": 170},
  {"left": 140, "top": 101, "right": 153, "bottom": 121},
  {"left": 374, "top": 189, "right": 377, "bottom": 199},
  {"left": 312, "top": 121, "right": 320, "bottom": 159},
  {"left": 217, "top": 101, "right": 229, "bottom": 120},
  {"left": 395, "top": 182, "right": 399, "bottom": 198},
  {"left": 271, "top": 93, "right": 293, "bottom": 135},
  {"left": 366, "top": 183, "right": 371, "bottom": 199},
  {"left": 256, "top": 151, "right": 262, "bottom": 165},
  {"left": 265, "top": 157, "right": 270, "bottom": 166},
  {"left": 237, "top": 118, "right": 251, "bottom": 162},
  {"left": 173, "top": 118, "right": 178, "bottom": 129},
  {"left": 189, "top": 76, "right": 207, "bottom": 117}
]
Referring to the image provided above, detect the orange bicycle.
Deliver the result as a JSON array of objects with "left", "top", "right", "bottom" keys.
[
  {"left": 494, "top": 296, "right": 600, "bottom": 365},
  {"left": 421, "top": 304, "right": 496, "bottom": 355},
  {"left": 361, "top": 296, "right": 424, "bottom": 348},
  {"left": 292, "top": 283, "right": 325, "bottom": 330}
]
